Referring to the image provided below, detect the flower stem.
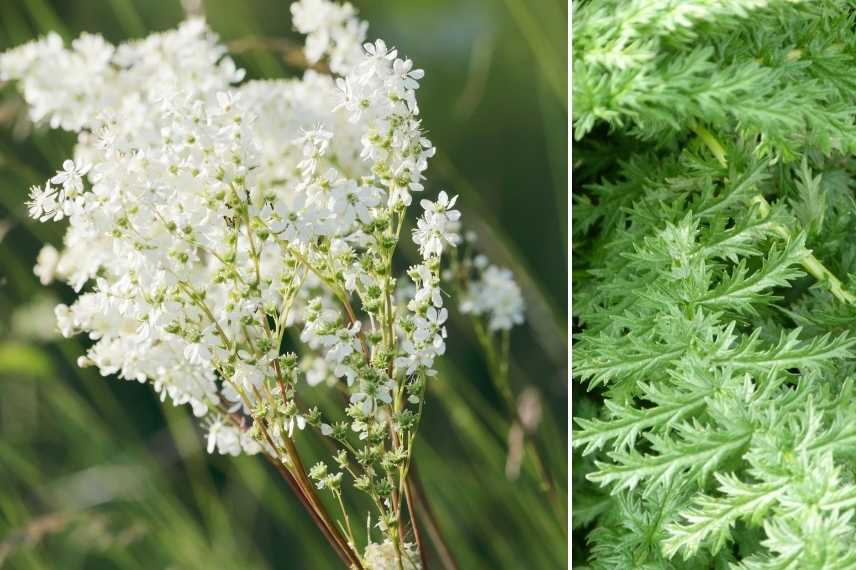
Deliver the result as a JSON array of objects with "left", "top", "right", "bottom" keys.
[
  {"left": 403, "top": 475, "right": 427, "bottom": 568},
  {"left": 264, "top": 453, "right": 356, "bottom": 568},
  {"left": 473, "top": 319, "right": 556, "bottom": 495},
  {"left": 409, "top": 468, "right": 460, "bottom": 570},
  {"left": 281, "top": 435, "right": 365, "bottom": 569}
]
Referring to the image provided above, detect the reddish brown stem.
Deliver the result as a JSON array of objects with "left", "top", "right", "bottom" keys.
[
  {"left": 404, "top": 475, "right": 428, "bottom": 568},
  {"left": 280, "top": 435, "right": 365, "bottom": 570},
  {"left": 263, "top": 453, "right": 355, "bottom": 567},
  {"left": 254, "top": 414, "right": 361, "bottom": 569}
]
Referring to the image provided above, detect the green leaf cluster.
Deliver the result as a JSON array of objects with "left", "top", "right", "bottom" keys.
[
  {"left": 574, "top": 0, "right": 856, "bottom": 159},
  {"left": 573, "top": 1, "right": 856, "bottom": 567}
]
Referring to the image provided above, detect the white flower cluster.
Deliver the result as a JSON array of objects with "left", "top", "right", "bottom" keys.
[
  {"left": 460, "top": 258, "right": 525, "bottom": 332},
  {"left": 291, "top": 0, "right": 367, "bottom": 74},
  {"left": 2, "top": 2, "right": 496, "bottom": 564},
  {"left": 363, "top": 540, "right": 419, "bottom": 570},
  {"left": 0, "top": 19, "right": 243, "bottom": 131},
  {"left": 1, "top": 0, "right": 456, "bottom": 458}
]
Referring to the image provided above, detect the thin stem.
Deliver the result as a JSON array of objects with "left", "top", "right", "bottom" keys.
[
  {"left": 263, "top": 453, "right": 354, "bottom": 567},
  {"left": 751, "top": 195, "right": 856, "bottom": 304},
  {"left": 223, "top": 409, "right": 350, "bottom": 563},
  {"left": 410, "top": 468, "right": 460, "bottom": 570},
  {"left": 473, "top": 319, "right": 555, "bottom": 494},
  {"left": 391, "top": 532, "right": 406, "bottom": 570},
  {"left": 280, "top": 436, "right": 365, "bottom": 569},
  {"left": 388, "top": 418, "right": 406, "bottom": 560},
  {"left": 400, "top": 379, "right": 429, "bottom": 569},
  {"left": 403, "top": 476, "right": 427, "bottom": 568},
  {"left": 334, "top": 490, "right": 357, "bottom": 551},
  {"left": 249, "top": 378, "right": 361, "bottom": 569}
]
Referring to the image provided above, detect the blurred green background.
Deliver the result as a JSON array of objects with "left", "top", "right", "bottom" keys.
[{"left": 0, "top": 0, "right": 568, "bottom": 568}]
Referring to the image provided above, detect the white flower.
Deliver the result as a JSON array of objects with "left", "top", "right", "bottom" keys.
[
  {"left": 291, "top": 0, "right": 366, "bottom": 73},
  {"left": 393, "top": 58, "right": 424, "bottom": 91},
  {"left": 414, "top": 306, "right": 448, "bottom": 344},
  {"left": 364, "top": 540, "right": 419, "bottom": 570},
  {"left": 50, "top": 159, "right": 90, "bottom": 194},
  {"left": 420, "top": 191, "right": 460, "bottom": 221},
  {"left": 206, "top": 416, "right": 242, "bottom": 456},
  {"left": 26, "top": 184, "right": 59, "bottom": 221},
  {"left": 303, "top": 356, "right": 332, "bottom": 387},
  {"left": 412, "top": 191, "right": 461, "bottom": 259},
  {"left": 363, "top": 39, "right": 396, "bottom": 62},
  {"left": 284, "top": 414, "right": 307, "bottom": 437},
  {"left": 350, "top": 373, "right": 395, "bottom": 416},
  {"left": 407, "top": 264, "right": 443, "bottom": 309},
  {"left": 54, "top": 303, "right": 75, "bottom": 337},
  {"left": 297, "top": 124, "right": 334, "bottom": 178},
  {"left": 461, "top": 265, "right": 525, "bottom": 332},
  {"left": 327, "top": 179, "right": 381, "bottom": 227},
  {"left": 34, "top": 244, "right": 60, "bottom": 285},
  {"left": 395, "top": 340, "right": 440, "bottom": 376}
]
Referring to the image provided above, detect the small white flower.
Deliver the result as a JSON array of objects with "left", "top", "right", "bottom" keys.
[
  {"left": 461, "top": 265, "right": 525, "bottom": 332},
  {"left": 34, "top": 244, "right": 60, "bottom": 285},
  {"left": 205, "top": 416, "right": 243, "bottom": 456},
  {"left": 328, "top": 180, "right": 381, "bottom": 227},
  {"left": 26, "top": 184, "right": 60, "bottom": 221},
  {"left": 412, "top": 191, "right": 461, "bottom": 259},
  {"left": 350, "top": 374, "right": 395, "bottom": 416},
  {"left": 51, "top": 159, "right": 90, "bottom": 194},
  {"left": 364, "top": 540, "right": 419, "bottom": 570},
  {"left": 285, "top": 414, "right": 307, "bottom": 437},
  {"left": 297, "top": 125, "right": 334, "bottom": 178},
  {"left": 393, "top": 58, "right": 424, "bottom": 91},
  {"left": 363, "top": 39, "right": 396, "bottom": 61}
]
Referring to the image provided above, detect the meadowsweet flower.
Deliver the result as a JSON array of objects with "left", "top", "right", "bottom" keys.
[
  {"left": 284, "top": 413, "right": 307, "bottom": 437},
  {"left": 393, "top": 57, "right": 424, "bottom": 91},
  {"left": 412, "top": 191, "right": 461, "bottom": 259},
  {"left": 327, "top": 179, "right": 382, "bottom": 227},
  {"left": 291, "top": 0, "right": 366, "bottom": 74},
  {"left": 205, "top": 416, "right": 256, "bottom": 456},
  {"left": 297, "top": 124, "right": 334, "bottom": 177},
  {"left": 407, "top": 264, "right": 443, "bottom": 309},
  {"left": 363, "top": 540, "right": 419, "bottom": 570},
  {"left": 363, "top": 39, "right": 396, "bottom": 62},
  {"left": 51, "top": 159, "right": 90, "bottom": 195},
  {"left": 414, "top": 306, "right": 448, "bottom": 344},
  {"left": 461, "top": 265, "right": 525, "bottom": 331},
  {"left": 1, "top": 2, "right": 519, "bottom": 565},
  {"left": 33, "top": 244, "right": 60, "bottom": 285},
  {"left": 26, "top": 184, "right": 59, "bottom": 221},
  {"left": 350, "top": 371, "right": 396, "bottom": 416}
]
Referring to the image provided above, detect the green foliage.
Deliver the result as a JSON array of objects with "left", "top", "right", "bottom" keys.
[
  {"left": 574, "top": 0, "right": 856, "bottom": 159},
  {"left": 574, "top": 1, "right": 856, "bottom": 567}
]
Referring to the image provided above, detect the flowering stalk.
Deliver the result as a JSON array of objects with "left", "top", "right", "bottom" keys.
[
  {"left": 442, "top": 236, "right": 558, "bottom": 507},
  {"left": 0, "top": 1, "right": 520, "bottom": 567}
]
